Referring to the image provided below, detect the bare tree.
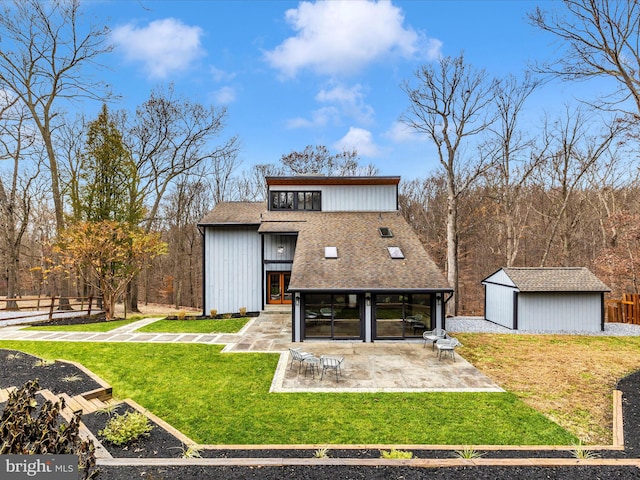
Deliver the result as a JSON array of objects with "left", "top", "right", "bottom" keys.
[
  {"left": 0, "top": 0, "right": 111, "bottom": 231},
  {"left": 280, "top": 145, "right": 378, "bottom": 176},
  {"left": 530, "top": 0, "right": 640, "bottom": 114},
  {"left": 534, "top": 106, "right": 625, "bottom": 266},
  {"left": 401, "top": 53, "right": 497, "bottom": 314},
  {"left": 123, "top": 84, "right": 239, "bottom": 310},
  {"left": 482, "top": 73, "right": 546, "bottom": 266},
  {"left": 0, "top": 97, "right": 44, "bottom": 306}
]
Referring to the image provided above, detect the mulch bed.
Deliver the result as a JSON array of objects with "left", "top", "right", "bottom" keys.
[{"left": 1, "top": 347, "right": 640, "bottom": 479}]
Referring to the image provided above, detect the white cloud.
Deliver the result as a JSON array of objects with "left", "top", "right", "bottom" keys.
[
  {"left": 316, "top": 83, "right": 374, "bottom": 124},
  {"left": 211, "top": 86, "right": 237, "bottom": 105},
  {"left": 112, "top": 18, "right": 205, "bottom": 79},
  {"left": 210, "top": 66, "right": 236, "bottom": 83},
  {"left": 265, "top": 0, "right": 439, "bottom": 78},
  {"left": 334, "top": 127, "right": 380, "bottom": 157},
  {"left": 385, "top": 121, "right": 426, "bottom": 143},
  {"left": 286, "top": 106, "right": 340, "bottom": 128}
]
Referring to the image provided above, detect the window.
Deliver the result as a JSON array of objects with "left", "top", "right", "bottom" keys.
[
  {"left": 387, "top": 246, "right": 404, "bottom": 259},
  {"left": 270, "top": 191, "right": 321, "bottom": 211},
  {"left": 379, "top": 227, "right": 393, "bottom": 237}
]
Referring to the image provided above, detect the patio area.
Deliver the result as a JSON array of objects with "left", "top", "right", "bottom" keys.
[{"left": 221, "top": 308, "right": 503, "bottom": 393}]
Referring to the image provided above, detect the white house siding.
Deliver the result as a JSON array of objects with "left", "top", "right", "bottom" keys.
[
  {"left": 204, "top": 226, "right": 262, "bottom": 314},
  {"left": 274, "top": 184, "right": 397, "bottom": 211},
  {"left": 484, "top": 283, "right": 516, "bottom": 329},
  {"left": 263, "top": 234, "right": 296, "bottom": 272},
  {"left": 518, "top": 293, "right": 602, "bottom": 332}
]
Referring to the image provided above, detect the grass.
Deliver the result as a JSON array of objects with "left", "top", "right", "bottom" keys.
[
  {"left": 136, "top": 318, "right": 250, "bottom": 334},
  {"left": 455, "top": 333, "right": 640, "bottom": 444},
  {"left": 22, "top": 318, "right": 144, "bottom": 333},
  {"left": 0, "top": 340, "right": 574, "bottom": 446}
]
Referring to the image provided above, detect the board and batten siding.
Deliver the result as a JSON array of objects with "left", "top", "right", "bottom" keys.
[
  {"left": 274, "top": 184, "right": 397, "bottom": 211},
  {"left": 518, "top": 292, "right": 602, "bottom": 332},
  {"left": 203, "top": 226, "right": 261, "bottom": 314},
  {"left": 263, "top": 234, "right": 296, "bottom": 272},
  {"left": 484, "top": 282, "right": 516, "bottom": 329}
]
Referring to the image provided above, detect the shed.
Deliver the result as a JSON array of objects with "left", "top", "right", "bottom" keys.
[{"left": 481, "top": 267, "right": 610, "bottom": 332}]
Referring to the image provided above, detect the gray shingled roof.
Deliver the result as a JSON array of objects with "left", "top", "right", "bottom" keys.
[
  {"left": 198, "top": 202, "right": 265, "bottom": 225},
  {"left": 200, "top": 203, "right": 451, "bottom": 291},
  {"left": 501, "top": 267, "right": 610, "bottom": 292},
  {"left": 284, "top": 211, "right": 450, "bottom": 291}
]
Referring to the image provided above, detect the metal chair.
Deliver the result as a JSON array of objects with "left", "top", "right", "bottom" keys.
[
  {"left": 320, "top": 356, "right": 344, "bottom": 382},
  {"left": 423, "top": 329, "right": 448, "bottom": 349},
  {"left": 435, "top": 338, "right": 462, "bottom": 361},
  {"left": 289, "top": 348, "right": 313, "bottom": 372}
]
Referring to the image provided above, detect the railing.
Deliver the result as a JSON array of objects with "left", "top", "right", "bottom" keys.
[
  {"left": 0, "top": 296, "right": 96, "bottom": 321},
  {"left": 607, "top": 293, "right": 640, "bottom": 325}
]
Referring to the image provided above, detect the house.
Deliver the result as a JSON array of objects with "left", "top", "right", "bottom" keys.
[
  {"left": 198, "top": 175, "right": 452, "bottom": 342},
  {"left": 481, "top": 267, "right": 611, "bottom": 332}
]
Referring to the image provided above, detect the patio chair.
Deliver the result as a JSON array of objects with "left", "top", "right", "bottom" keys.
[
  {"left": 289, "top": 348, "right": 313, "bottom": 372},
  {"left": 435, "top": 338, "right": 462, "bottom": 361},
  {"left": 320, "top": 356, "right": 344, "bottom": 382},
  {"left": 423, "top": 329, "right": 448, "bottom": 350}
]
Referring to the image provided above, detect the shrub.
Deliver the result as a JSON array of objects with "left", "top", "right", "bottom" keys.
[
  {"left": 380, "top": 448, "right": 413, "bottom": 459},
  {"left": 177, "top": 310, "right": 186, "bottom": 320},
  {"left": 222, "top": 313, "right": 232, "bottom": 319},
  {"left": 99, "top": 410, "right": 153, "bottom": 446},
  {"left": 209, "top": 309, "right": 217, "bottom": 318},
  {"left": 0, "top": 379, "right": 99, "bottom": 480},
  {"left": 453, "top": 446, "right": 484, "bottom": 459},
  {"left": 313, "top": 447, "right": 330, "bottom": 458},
  {"left": 239, "top": 307, "right": 247, "bottom": 316}
]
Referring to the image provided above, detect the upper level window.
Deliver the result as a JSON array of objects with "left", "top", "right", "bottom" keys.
[{"left": 270, "top": 191, "right": 321, "bottom": 211}]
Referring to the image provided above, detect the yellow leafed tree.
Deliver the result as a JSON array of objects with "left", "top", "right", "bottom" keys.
[{"left": 55, "top": 221, "right": 167, "bottom": 319}]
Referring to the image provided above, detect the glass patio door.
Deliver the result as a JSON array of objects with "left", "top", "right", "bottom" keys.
[{"left": 267, "top": 272, "right": 291, "bottom": 304}]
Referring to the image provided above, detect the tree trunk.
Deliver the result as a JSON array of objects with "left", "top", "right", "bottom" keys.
[
  {"left": 446, "top": 192, "right": 459, "bottom": 316},
  {"left": 127, "top": 277, "right": 141, "bottom": 313}
]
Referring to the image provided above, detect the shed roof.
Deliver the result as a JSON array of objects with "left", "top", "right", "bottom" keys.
[
  {"left": 484, "top": 267, "right": 610, "bottom": 292},
  {"left": 198, "top": 202, "right": 265, "bottom": 226}
]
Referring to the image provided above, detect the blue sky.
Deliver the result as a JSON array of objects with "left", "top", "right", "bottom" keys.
[{"left": 83, "top": 0, "right": 612, "bottom": 180}]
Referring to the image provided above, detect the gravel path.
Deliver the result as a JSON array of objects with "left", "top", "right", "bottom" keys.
[{"left": 447, "top": 316, "right": 640, "bottom": 336}]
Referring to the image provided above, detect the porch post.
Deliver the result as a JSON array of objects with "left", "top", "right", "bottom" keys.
[
  {"left": 293, "top": 292, "right": 302, "bottom": 342},
  {"left": 364, "top": 293, "right": 372, "bottom": 342},
  {"left": 436, "top": 293, "right": 443, "bottom": 330}
]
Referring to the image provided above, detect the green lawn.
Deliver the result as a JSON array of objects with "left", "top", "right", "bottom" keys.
[
  {"left": 0, "top": 341, "right": 576, "bottom": 446},
  {"left": 136, "top": 318, "right": 249, "bottom": 334},
  {"left": 22, "top": 318, "right": 143, "bottom": 332}
]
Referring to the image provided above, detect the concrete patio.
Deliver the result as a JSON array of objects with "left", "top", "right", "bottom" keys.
[{"left": 0, "top": 308, "right": 503, "bottom": 393}]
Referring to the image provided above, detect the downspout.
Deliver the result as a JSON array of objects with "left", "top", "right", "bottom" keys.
[
  {"left": 197, "top": 225, "right": 206, "bottom": 317},
  {"left": 601, "top": 292, "right": 605, "bottom": 332},
  {"left": 442, "top": 291, "right": 454, "bottom": 330}
]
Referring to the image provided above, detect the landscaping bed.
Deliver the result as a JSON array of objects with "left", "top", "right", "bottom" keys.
[{"left": 2, "top": 347, "right": 640, "bottom": 479}]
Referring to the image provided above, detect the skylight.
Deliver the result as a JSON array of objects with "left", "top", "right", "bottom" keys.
[
  {"left": 379, "top": 227, "right": 393, "bottom": 237},
  {"left": 325, "top": 246, "right": 338, "bottom": 259},
  {"left": 387, "top": 246, "right": 404, "bottom": 259}
]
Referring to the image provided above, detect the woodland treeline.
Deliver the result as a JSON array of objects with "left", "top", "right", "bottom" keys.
[{"left": 2, "top": 0, "right": 640, "bottom": 316}]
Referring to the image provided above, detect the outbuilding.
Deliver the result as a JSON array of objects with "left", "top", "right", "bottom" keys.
[{"left": 481, "top": 267, "right": 610, "bottom": 332}]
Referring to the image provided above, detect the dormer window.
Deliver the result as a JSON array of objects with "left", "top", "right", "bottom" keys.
[
  {"left": 379, "top": 227, "right": 393, "bottom": 237},
  {"left": 270, "top": 191, "right": 321, "bottom": 211}
]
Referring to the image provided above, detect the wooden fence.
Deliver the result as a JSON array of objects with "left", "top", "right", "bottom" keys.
[
  {"left": 0, "top": 296, "right": 96, "bottom": 322},
  {"left": 607, "top": 294, "right": 640, "bottom": 324}
]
